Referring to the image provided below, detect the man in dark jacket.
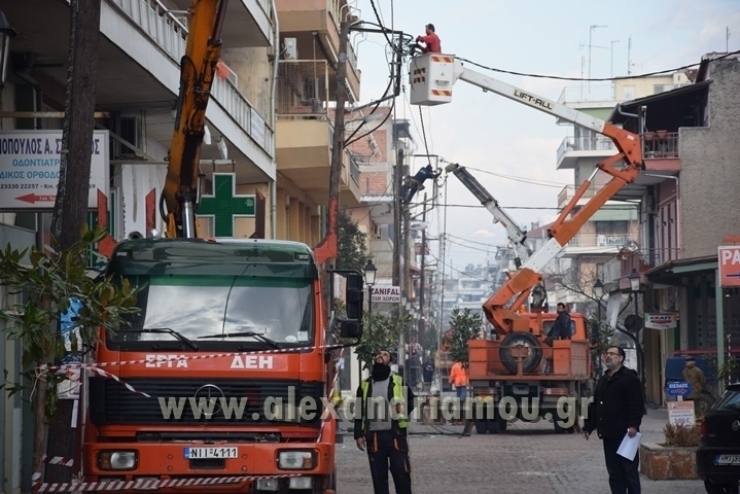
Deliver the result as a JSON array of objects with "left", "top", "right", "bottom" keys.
[
  {"left": 546, "top": 302, "right": 572, "bottom": 344},
  {"left": 355, "top": 349, "right": 415, "bottom": 494},
  {"left": 583, "top": 346, "right": 644, "bottom": 494}
]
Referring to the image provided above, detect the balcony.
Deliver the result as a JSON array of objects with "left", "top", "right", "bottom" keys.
[
  {"left": 170, "top": 0, "right": 273, "bottom": 48},
  {"left": 4, "top": 0, "right": 275, "bottom": 180},
  {"left": 557, "top": 184, "right": 601, "bottom": 209},
  {"left": 107, "top": 0, "right": 274, "bottom": 155},
  {"left": 558, "top": 84, "right": 616, "bottom": 105},
  {"left": 556, "top": 136, "right": 616, "bottom": 169},
  {"left": 564, "top": 234, "right": 639, "bottom": 254},
  {"left": 275, "top": 0, "right": 361, "bottom": 102},
  {"left": 276, "top": 61, "right": 360, "bottom": 205}
]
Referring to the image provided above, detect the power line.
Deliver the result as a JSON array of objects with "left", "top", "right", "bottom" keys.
[
  {"left": 440, "top": 203, "right": 639, "bottom": 211},
  {"left": 457, "top": 49, "right": 740, "bottom": 82}
]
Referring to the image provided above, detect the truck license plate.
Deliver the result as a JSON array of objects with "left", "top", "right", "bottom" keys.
[
  {"left": 184, "top": 447, "right": 238, "bottom": 459},
  {"left": 715, "top": 454, "right": 740, "bottom": 466}
]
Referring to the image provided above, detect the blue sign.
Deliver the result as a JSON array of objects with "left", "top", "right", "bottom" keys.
[
  {"left": 666, "top": 381, "right": 692, "bottom": 397},
  {"left": 59, "top": 297, "right": 84, "bottom": 366}
]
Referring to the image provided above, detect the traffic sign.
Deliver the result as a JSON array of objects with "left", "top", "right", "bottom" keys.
[
  {"left": 665, "top": 381, "right": 692, "bottom": 397},
  {"left": 719, "top": 246, "right": 740, "bottom": 287}
]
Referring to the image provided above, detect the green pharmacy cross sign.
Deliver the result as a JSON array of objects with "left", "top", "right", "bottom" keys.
[{"left": 197, "top": 173, "right": 255, "bottom": 238}]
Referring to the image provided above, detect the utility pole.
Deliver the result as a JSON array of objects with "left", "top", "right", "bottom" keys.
[
  {"left": 419, "top": 193, "right": 427, "bottom": 349},
  {"left": 403, "top": 167, "right": 412, "bottom": 384},
  {"left": 393, "top": 147, "right": 405, "bottom": 378},
  {"left": 316, "top": 10, "right": 349, "bottom": 322},
  {"left": 45, "top": 0, "right": 102, "bottom": 485}
]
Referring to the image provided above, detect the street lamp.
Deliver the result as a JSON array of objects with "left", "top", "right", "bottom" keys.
[
  {"left": 0, "top": 11, "right": 17, "bottom": 87},
  {"left": 361, "top": 259, "right": 377, "bottom": 377},
  {"left": 628, "top": 268, "right": 647, "bottom": 415},
  {"left": 629, "top": 268, "right": 640, "bottom": 292},
  {"left": 593, "top": 278, "right": 604, "bottom": 376}
]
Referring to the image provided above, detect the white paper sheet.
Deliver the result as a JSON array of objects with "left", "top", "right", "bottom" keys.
[{"left": 617, "top": 431, "right": 642, "bottom": 461}]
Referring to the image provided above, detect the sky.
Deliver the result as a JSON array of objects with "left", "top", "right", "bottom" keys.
[{"left": 350, "top": 0, "right": 740, "bottom": 278}]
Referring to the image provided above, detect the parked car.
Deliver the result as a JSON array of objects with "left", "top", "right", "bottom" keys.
[{"left": 697, "top": 383, "right": 740, "bottom": 494}]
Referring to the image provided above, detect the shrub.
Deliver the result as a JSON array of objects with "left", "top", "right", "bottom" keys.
[{"left": 663, "top": 423, "right": 700, "bottom": 447}]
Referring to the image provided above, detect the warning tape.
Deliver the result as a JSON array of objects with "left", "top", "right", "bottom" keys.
[
  {"left": 39, "top": 343, "right": 347, "bottom": 373},
  {"left": 31, "top": 473, "right": 302, "bottom": 492},
  {"left": 40, "top": 456, "right": 74, "bottom": 468},
  {"left": 40, "top": 344, "right": 349, "bottom": 399}
]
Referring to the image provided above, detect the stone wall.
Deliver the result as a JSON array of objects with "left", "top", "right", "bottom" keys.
[{"left": 640, "top": 442, "right": 697, "bottom": 480}]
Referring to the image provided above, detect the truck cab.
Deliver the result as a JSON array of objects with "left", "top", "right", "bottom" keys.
[{"left": 83, "top": 238, "right": 357, "bottom": 493}]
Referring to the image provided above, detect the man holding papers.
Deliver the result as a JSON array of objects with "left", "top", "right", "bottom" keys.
[{"left": 582, "top": 346, "right": 644, "bottom": 494}]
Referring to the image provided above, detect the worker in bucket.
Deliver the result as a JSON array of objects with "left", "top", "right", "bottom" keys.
[{"left": 415, "top": 23, "right": 441, "bottom": 54}]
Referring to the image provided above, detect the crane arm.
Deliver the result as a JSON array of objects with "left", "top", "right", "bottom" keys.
[
  {"left": 408, "top": 54, "right": 644, "bottom": 333},
  {"left": 162, "top": 0, "right": 229, "bottom": 238},
  {"left": 445, "top": 163, "right": 532, "bottom": 267}
]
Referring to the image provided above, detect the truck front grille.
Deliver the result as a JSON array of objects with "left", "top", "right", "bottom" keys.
[{"left": 89, "top": 378, "right": 324, "bottom": 426}]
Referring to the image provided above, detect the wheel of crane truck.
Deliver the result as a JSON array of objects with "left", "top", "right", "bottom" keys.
[
  {"left": 487, "top": 417, "right": 507, "bottom": 434},
  {"left": 475, "top": 419, "right": 488, "bottom": 434},
  {"left": 499, "top": 332, "right": 542, "bottom": 374}
]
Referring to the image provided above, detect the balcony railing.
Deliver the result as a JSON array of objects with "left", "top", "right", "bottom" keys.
[
  {"left": 556, "top": 136, "right": 616, "bottom": 164},
  {"left": 567, "top": 234, "right": 638, "bottom": 248},
  {"left": 327, "top": 0, "right": 358, "bottom": 69},
  {"left": 642, "top": 131, "right": 679, "bottom": 159},
  {"left": 557, "top": 84, "right": 615, "bottom": 104},
  {"left": 277, "top": 60, "right": 331, "bottom": 119},
  {"left": 107, "top": 0, "right": 274, "bottom": 157},
  {"left": 349, "top": 154, "right": 360, "bottom": 185},
  {"left": 557, "top": 184, "right": 601, "bottom": 207}
]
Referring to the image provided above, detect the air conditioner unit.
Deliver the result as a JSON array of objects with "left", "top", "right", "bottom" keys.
[{"left": 283, "top": 38, "right": 297, "bottom": 60}]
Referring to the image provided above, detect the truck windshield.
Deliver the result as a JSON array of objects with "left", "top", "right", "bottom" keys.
[{"left": 112, "top": 275, "right": 314, "bottom": 346}]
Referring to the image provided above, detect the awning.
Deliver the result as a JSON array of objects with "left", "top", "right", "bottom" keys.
[{"left": 644, "top": 255, "right": 718, "bottom": 285}]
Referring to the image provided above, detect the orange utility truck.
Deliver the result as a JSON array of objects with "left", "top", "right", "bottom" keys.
[
  {"left": 81, "top": 1, "right": 364, "bottom": 492},
  {"left": 409, "top": 51, "right": 643, "bottom": 433}
]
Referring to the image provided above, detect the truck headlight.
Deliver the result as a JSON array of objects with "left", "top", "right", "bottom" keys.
[
  {"left": 255, "top": 478, "right": 279, "bottom": 491},
  {"left": 289, "top": 476, "right": 312, "bottom": 489},
  {"left": 277, "top": 451, "right": 315, "bottom": 470},
  {"left": 97, "top": 451, "right": 137, "bottom": 471}
]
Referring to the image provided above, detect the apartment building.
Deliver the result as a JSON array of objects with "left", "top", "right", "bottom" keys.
[
  {"left": 549, "top": 72, "right": 693, "bottom": 313},
  {"left": 274, "top": 0, "right": 363, "bottom": 245},
  {"left": 601, "top": 53, "right": 740, "bottom": 405}
]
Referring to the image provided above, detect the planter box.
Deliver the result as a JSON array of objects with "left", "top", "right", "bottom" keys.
[{"left": 640, "top": 442, "right": 698, "bottom": 480}]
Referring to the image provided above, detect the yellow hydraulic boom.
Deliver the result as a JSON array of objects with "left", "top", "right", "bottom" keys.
[{"left": 161, "top": 0, "right": 229, "bottom": 238}]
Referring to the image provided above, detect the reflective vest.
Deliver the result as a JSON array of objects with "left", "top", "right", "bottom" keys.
[{"left": 360, "top": 374, "right": 408, "bottom": 431}]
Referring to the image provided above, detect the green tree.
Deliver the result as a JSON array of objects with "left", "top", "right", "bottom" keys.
[
  {"left": 445, "top": 308, "right": 482, "bottom": 365},
  {"left": 354, "top": 312, "right": 412, "bottom": 371},
  {"left": 0, "top": 227, "right": 142, "bottom": 475},
  {"left": 337, "top": 207, "right": 368, "bottom": 272}
]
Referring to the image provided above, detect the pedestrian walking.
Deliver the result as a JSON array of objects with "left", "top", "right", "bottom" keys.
[
  {"left": 583, "top": 346, "right": 644, "bottom": 494},
  {"left": 682, "top": 355, "right": 706, "bottom": 419},
  {"left": 448, "top": 359, "right": 469, "bottom": 401},
  {"left": 354, "top": 349, "right": 415, "bottom": 494}
]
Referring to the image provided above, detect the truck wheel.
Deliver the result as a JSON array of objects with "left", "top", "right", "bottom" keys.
[
  {"left": 499, "top": 332, "right": 542, "bottom": 374},
  {"left": 486, "top": 420, "right": 500, "bottom": 434},
  {"left": 475, "top": 420, "right": 488, "bottom": 434}
]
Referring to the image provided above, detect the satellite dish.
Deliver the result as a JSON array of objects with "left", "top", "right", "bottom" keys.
[{"left": 624, "top": 314, "right": 643, "bottom": 333}]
